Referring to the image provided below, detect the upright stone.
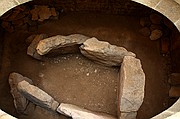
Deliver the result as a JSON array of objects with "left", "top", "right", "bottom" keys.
[
  {"left": 118, "top": 56, "right": 145, "bottom": 119},
  {"left": 9, "top": 72, "right": 33, "bottom": 113},
  {"left": 36, "top": 34, "right": 89, "bottom": 55},
  {"left": 17, "top": 80, "right": 59, "bottom": 111},
  {"left": 57, "top": 103, "right": 116, "bottom": 119},
  {"left": 27, "top": 34, "right": 48, "bottom": 60},
  {"left": 80, "top": 37, "right": 136, "bottom": 66}
]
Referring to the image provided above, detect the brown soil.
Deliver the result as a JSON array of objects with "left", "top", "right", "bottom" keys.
[{"left": 0, "top": 12, "right": 172, "bottom": 119}]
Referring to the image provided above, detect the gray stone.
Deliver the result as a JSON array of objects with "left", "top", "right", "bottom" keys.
[
  {"left": 139, "top": 27, "right": 151, "bottom": 36},
  {"left": 17, "top": 80, "right": 59, "bottom": 111},
  {"left": 150, "top": 13, "right": 162, "bottom": 24},
  {"left": 57, "top": 103, "right": 116, "bottom": 119},
  {"left": 150, "top": 29, "right": 163, "bottom": 40},
  {"left": 27, "top": 34, "right": 48, "bottom": 60},
  {"left": 119, "top": 56, "right": 145, "bottom": 113},
  {"left": 80, "top": 37, "right": 136, "bottom": 66},
  {"left": 36, "top": 34, "right": 89, "bottom": 55},
  {"left": 8, "top": 72, "right": 33, "bottom": 113},
  {"left": 140, "top": 17, "right": 151, "bottom": 27},
  {"left": 119, "top": 112, "right": 137, "bottom": 119}
]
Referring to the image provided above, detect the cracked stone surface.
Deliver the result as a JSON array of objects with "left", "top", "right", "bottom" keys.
[
  {"left": 8, "top": 72, "right": 33, "bottom": 113},
  {"left": 27, "top": 34, "right": 48, "bottom": 60},
  {"left": 57, "top": 103, "right": 116, "bottom": 119},
  {"left": 118, "top": 56, "right": 145, "bottom": 118},
  {"left": 17, "top": 80, "right": 59, "bottom": 111},
  {"left": 36, "top": 34, "right": 89, "bottom": 55},
  {"left": 80, "top": 37, "right": 136, "bottom": 66}
]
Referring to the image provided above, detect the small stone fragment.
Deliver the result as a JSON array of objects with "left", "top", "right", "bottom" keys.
[
  {"left": 139, "top": 27, "right": 151, "bottom": 37},
  {"left": 27, "top": 34, "right": 48, "bottom": 60},
  {"left": 118, "top": 56, "right": 145, "bottom": 119},
  {"left": 140, "top": 17, "right": 151, "bottom": 27},
  {"left": 17, "top": 80, "right": 59, "bottom": 111},
  {"left": 150, "top": 29, "right": 163, "bottom": 40},
  {"left": 150, "top": 13, "right": 162, "bottom": 24},
  {"left": 9, "top": 72, "right": 33, "bottom": 113},
  {"left": 36, "top": 34, "right": 89, "bottom": 55},
  {"left": 57, "top": 103, "right": 116, "bottom": 119},
  {"left": 80, "top": 37, "right": 136, "bottom": 66}
]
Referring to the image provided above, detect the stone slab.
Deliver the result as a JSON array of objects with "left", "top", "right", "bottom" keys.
[
  {"left": 57, "top": 103, "right": 116, "bottom": 119},
  {"left": 17, "top": 80, "right": 59, "bottom": 111},
  {"left": 80, "top": 37, "right": 136, "bottom": 66},
  {"left": 119, "top": 56, "right": 145, "bottom": 113}
]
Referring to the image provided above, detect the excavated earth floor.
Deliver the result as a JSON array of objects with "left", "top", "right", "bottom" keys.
[{"left": 0, "top": 12, "right": 172, "bottom": 119}]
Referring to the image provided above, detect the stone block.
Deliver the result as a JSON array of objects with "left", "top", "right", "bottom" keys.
[
  {"left": 8, "top": 72, "right": 33, "bottom": 113},
  {"left": 119, "top": 56, "right": 145, "bottom": 113},
  {"left": 36, "top": 34, "right": 89, "bottom": 55},
  {"left": 17, "top": 80, "right": 59, "bottom": 111},
  {"left": 80, "top": 37, "right": 136, "bottom": 66},
  {"left": 27, "top": 34, "right": 48, "bottom": 60},
  {"left": 57, "top": 103, "right": 116, "bottom": 119},
  {"left": 119, "top": 112, "right": 137, "bottom": 119}
]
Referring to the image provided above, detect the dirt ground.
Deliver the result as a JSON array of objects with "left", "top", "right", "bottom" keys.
[{"left": 0, "top": 12, "right": 172, "bottom": 119}]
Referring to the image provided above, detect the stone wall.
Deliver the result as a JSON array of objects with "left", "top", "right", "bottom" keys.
[{"left": 30, "top": 0, "right": 151, "bottom": 16}]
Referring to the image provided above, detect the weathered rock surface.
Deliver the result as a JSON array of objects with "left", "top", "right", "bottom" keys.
[
  {"left": 36, "top": 34, "right": 90, "bottom": 55},
  {"left": 150, "top": 29, "right": 163, "bottom": 40},
  {"left": 80, "top": 37, "right": 136, "bottom": 66},
  {"left": 119, "top": 112, "right": 137, "bottom": 119},
  {"left": 139, "top": 27, "right": 151, "bottom": 36},
  {"left": 17, "top": 80, "right": 59, "bottom": 111},
  {"left": 9, "top": 72, "right": 33, "bottom": 113},
  {"left": 27, "top": 34, "right": 48, "bottom": 60},
  {"left": 30, "top": 6, "right": 57, "bottom": 22},
  {"left": 118, "top": 56, "right": 145, "bottom": 119},
  {"left": 57, "top": 103, "right": 116, "bottom": 119}
]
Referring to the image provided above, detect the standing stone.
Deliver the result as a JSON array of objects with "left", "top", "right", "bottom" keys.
[
  {"left": 57, "top": 103, "right": 116, "bottom": 119},
  {"left": 150, "top": 29, "right": 163, "bottom": 40},
  {"left": 17, "top": 80, "right": 59, "bottom": 111},
  {"left": 9, "top": 72, "right": 33, "bottom": 113},
  {"left": 27, "top": 34, "right": 48, "bottom": 60},
  {"left": 118, "top": 56, "right": 145, "bottom": 119},
  {"left": 36, "top": 34, "right": 89, "bottom": 55},
  {"left": 80, "top": 37, "right": 136, "bottom": 66}
]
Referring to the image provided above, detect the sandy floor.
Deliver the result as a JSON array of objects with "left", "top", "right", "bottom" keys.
[{"left": 0, "top": 12, "right": 171, "bottom": 119}]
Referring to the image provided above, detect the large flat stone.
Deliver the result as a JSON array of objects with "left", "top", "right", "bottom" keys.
[
  {"left": 8, "top": 72, "right": 33, "bottom": 113},
  {"left": 17, "top": 80, "right": 59, "bottom": 111},
  {"left": 56, "top": 103, "right": 116, "bottom": 119},
  {"left": 36, "top": 34, "right": 89, "bottom": 55},
  {"left": 118, "top": 56, "right": 145, "bottom": 118},
  {"left": 80, "top": 37, "right": 136, "bottom": 66}
]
